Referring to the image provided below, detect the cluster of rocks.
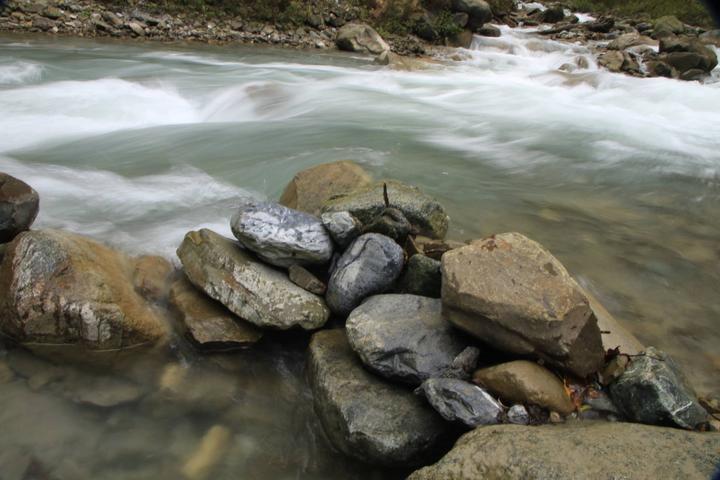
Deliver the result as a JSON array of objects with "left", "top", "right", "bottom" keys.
[{"left": 1, "top": 162, "right": 718, "bottom": 477}]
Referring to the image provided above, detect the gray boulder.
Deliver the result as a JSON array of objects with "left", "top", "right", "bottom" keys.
[
  {"left": 177, "top": 229, "right": 329, "bottom": 330},
  {"left": 326, "top": 234, "right": 404, "bottom": 316},
  {"left": 408, "top": 422, "right": 720, "bottom": 480},
  {"left": 346, "top": 295, "right": 472, "bottom": 384},
  {"left": 0, "top": 173, "right": 39, "bottom": 243},
  {"left": 230, "top": 200, "right": 333, "bottom": 268},
  {"left": 610, "top": 347, "right": 708, "bottom": 430},
  {"left": 336, "top": 23, "right": 389, "bottom": 55},
  {"left": 417, "top": 378, "right": 502, "bottom": 428},
  {"left": 307, "top": 329, "right": 446, "bottom": 466},
  {"left": 322, "top": 180, "right": 449, "bottom": 239},
  {"left": 441, "top": 233, "right": 605, "bottom": 377},
  {"left": 397, "top": 254, "right": 442, "bottom": 298},
  {"left": 452, "top": 0, "right": 492, "bottom": 31},
  {"left": 320, "top": 210, "right": 361, "bottom": 248}
]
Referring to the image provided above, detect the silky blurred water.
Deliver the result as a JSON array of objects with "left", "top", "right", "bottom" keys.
[{"left": 1, "top": 26, "right": 720, "bottom": 478}]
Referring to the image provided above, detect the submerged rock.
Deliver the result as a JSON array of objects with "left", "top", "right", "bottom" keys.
[
  {"left": 0, "top": 173, "right": 39, "bottom": 244},
  {"left": 473, "top": 360, "right": 575, "bottom": 414},
  {"left": 408, "top": 422, "right": 720, "bottom": 480},
  {"left": 68, "top": 375, "right": 144, "bottom": 408},
  {"left": 441, "top": 233, "right": 605, "bottom": 377},
  {"left": 230, "top": 200, "right": 333, "bottom": 268},
  {"left": 132, "top": 255, "right": 174, "bottom": 302},
  {"left": 279, "top": 160, "right": 372, "bottom": 215},
  {"left": 0, "top": 230, "right": 167, "bottom": 354},
  {"left": 417, "top": 378, "right": 502, "bottom": 428},
  {"left": 177, "top": 229, "right": 329, "bottom": 330},
  {"left": 307, "top": 329, "right": 446, "bottom": 466},
  {"left": 346, "top": 294, "right": 471, "bottom": 384},
  {"left": 397, "top": 254, "right": 442, "bottom": 298},
  {"left": 169, "top": 277, "right": 262, "bottom": 351},
  {"left": 181, "top": 425, "right": 232, "bottom": 480},
  {"left": 322, "top": 180, "right": 449, "bottom": 239},
  {"left": 609, "top": 347, "right": 708, "bottom": 430},
  {"left": 336, "top": 23, "right": 390, "bottom": 55},
  {"left": 320, "top": 210, "right": 361, "bottom": 248},
  {"left": 326, "top": 234, "right": 404, "bottom": 316}
]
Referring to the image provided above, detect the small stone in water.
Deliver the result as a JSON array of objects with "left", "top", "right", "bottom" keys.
[{"left": 507, "top": 404, "right": 530, "bottom": 425}]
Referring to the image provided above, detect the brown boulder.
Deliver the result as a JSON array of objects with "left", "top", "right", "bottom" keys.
[
  {"left": 441, "top": 233, "right": 605, "bottom": 377},
  {"left": 0, "top": 173, "right": 39, "bottom": 244},
  {"left": 278, "top": 160, "right": 371, "bottom": 215}
]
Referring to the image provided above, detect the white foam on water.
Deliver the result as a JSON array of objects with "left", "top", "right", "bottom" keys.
[{"left": 0, "top": 60, "right": 44, "bottom": 85}]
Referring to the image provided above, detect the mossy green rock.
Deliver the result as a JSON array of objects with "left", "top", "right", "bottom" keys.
[{"left": 322, "top": 180, "right": 449, "bottom": 239}]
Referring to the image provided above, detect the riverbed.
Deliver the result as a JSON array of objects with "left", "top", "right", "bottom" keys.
[{"left": 1, "top": 26, "right": 720, "bottom": 478}]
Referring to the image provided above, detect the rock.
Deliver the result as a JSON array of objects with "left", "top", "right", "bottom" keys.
[
  {"left": 0, "top": 360, "right": 14, "bottom": 383},
  {"left": 68, "top": 375, "right": 144, "bottom": 408},
  {"left": 447, "top": 28, "right": 474, "bottom": 49},
  {"left": 177, "top": 229, "right": 329, "bottom": 330},
  {"left": 336, "top": 23, "right": 389, "bottom": 55},
  {"left": 44, "top": 6, "right": 63, "bottom": 19},
  {"left": 413, "top": 14, "right": 437, "bottom": 42},
  {"left": 609, "top": 347, "right": 708, "bottom": 430},
  {"left": 700, "top": 29, "right": 720, "bottom": 48},
  {"left": 157, "top": 363, "right": 240, "bottom": 414},
  {"left": 664, "top": 51, "right": 717, "bottom": 75},
  {"left": 0, "top": 173, "right": 39, "bottom": 243},
  {"left": 507, "top": 404, "right": 530, "bottom": 424},
  {"left": 548, "top": 410, "right": 564, "bottom": 423},
  {"left": 126, "top": 21, "right": 145, "bottom": 36},
  {"left": 587, "top": 16, "right": 614, "bottom": 33},
  {"left": 169, "top": 277, "right": 262, "bottom": 350},
  {"left": 102, "top": 11, "right": 123, "bottom": 27},
  {"left": 473, "top": 360, "right": 574, "bottom": 414},
  {"left": 408, "top": 422, "right": 720, "bottom": 480},
  {"left": 654, "top": 15, "right": 685, "bottom": 36},
  {"left": 680, "top": 68, "right": 708, "bottom": 82},
  {"left": 362, "top": 207, "right": 412, "bottom": 243},
  {"left": 307, "top": 329, "right": 446, "bottom": 466},
  {"left": 181, "top": 425, "right": 232, "bottom": 480},
  {"left": 441, "top": 233, "right": 605, "bottom": 377},
  {"left": 320, "top": 211, "right": 361, "bottom": 248},
  {"left": 582, "top": 287, "right": 644, "bottom": 355},
  {"left": 230, "top": 200, "right": 333, "bottom": 268},
  {"left": 32, "top": 17, "right": 56, "bottom": 31},
  {"left": 477, "top": 24, "right": 501, "bottom": 37},
  {"left": 325, "top": 234, "right": 404, "bottom": 316},
  {"left": 279, "top": 160, "right": 372, "bottom": 215},
  {"left": 0, "top": 230, "right": 167, "bottom": 354},
  {"left": 417, "top": 378, "right": 502, "bottom": 428},
  {"left": 322, "top": 180, "right": 449, "bottom": 239},
  {"left": 647, "top": 60, "right": 675, "bottom": 78},
  {"left": 540, "top": 6, "right": 565, "bottom": 24},
  {"left": 346, "top": 294, "right": 472, "bottom": 384},
  {"left": 452, "top": 12, "right": 469, "bottom": 29},
  {"left": 397, "top": 254, "right": 442, "bottom": 298},
  {"left": 598, "top": 50, "right": 625, "bottom": 72},
  {"left": 411, "top": 236, "right": 465, "bottom": 260},
  {"left": 287, "top": 264, "right": 326, "bottom": 295},
  {"left": 608, "top": 32, "right": 656, "bottom": 50},
  {"left": 452, "top": 0, "right": 492, "bottom": 31},
  {"left": 132, "top": 255, "right": 173, "bottom": 302}
]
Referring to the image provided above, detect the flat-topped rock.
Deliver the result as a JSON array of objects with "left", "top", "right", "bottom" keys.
[
  {"left": 169, "top": 277, "right": 263, "bottom": 351},
  {"left": 346, "top": 294, "right": 472, "bottom": 385},
  {"left": 441, "top": 233, "right": 605, "bottom": 377},
  {"left": 230, "top": 200, "right": 333, "bottom": 268},
  {"left": 0, "top": 173, "right": 39, "bottom": 244},
  {"left": 307, "top": 329, "right": 447, "bottom": 466},
  {"left": 177, "top": 229, "right": 329, "bottom": 331},
  {"left": 322, "top": 180, "right": 449, "bottom": 239}
]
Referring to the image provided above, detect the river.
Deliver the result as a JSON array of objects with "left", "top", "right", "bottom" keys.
[{"left": 1, "top": 24, "right": 720, "bottom": 479}]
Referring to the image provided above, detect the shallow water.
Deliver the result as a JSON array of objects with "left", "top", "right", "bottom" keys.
[{"left": 1, "top": 24, "right": 720, "bottom": 478}]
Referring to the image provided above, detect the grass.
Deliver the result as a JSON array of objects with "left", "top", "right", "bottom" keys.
[{"left": 566, "top": 0, "right": 713, "bottom": 27}]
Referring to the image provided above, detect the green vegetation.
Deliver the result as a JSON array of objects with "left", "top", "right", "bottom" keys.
[{"left": 566, "top": 0, "right": 713, "bottom": 27}]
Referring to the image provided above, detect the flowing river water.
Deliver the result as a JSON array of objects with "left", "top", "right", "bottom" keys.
[{"left": 1, "top": 22, "right": 720, "bottom": 479}]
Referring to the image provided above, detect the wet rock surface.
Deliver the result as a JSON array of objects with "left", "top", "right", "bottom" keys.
[
  {"left": 230, "top": 200, "right": 333, "bottom": 268},
  {"left": 320, "top": 211, "right": 361, "bottom": 248},
  {"left": 307, "top": 329, "right": 447, "bottom": 467},
  {"left": 610, "top": 347, "right": 709, "bottom": 430},
  {"left": 346, "top": 295, "right": 472, "bottom": 385},
  {"left": 417, "top": 378, "right": 502, "bottom": 428},
  {"left": 0, "top": 173, "right": 39, "bottom": 244},
  {"left": 325, "top": 233, "right": 404, "bottom": 316},
  {"left": 408, "top": 422, "right": 720, "bottom": 480},
  {"left": 177, "top": 229, "right": 329, "bottom": 330},
  {"left": 397, "top": 254, "right": 441, "bottom": 298},
  {"left": 336, "top": 23, "right": 389, "bottom": 55},
  {"left": 441, "top": 233, "right": 605, "bottom": 377}
]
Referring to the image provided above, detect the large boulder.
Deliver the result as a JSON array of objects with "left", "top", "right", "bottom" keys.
[
  {"left": 659, "top": 37, "right": 718, "bottom": 74},
  {"left": 279, "top": 161, "right": 372, "bottom": 215},
  {"left": 307, "top": 329, "right": 447, "bottom": 466},
  {"left": 653, "top": 15, "right": 686, "bottom": 36},
  {"left": 169, "top": 277, "right": 262, "bottom": 351},
  {"left": 408, "top": 422, "right": 720, "bottom": 480},
  {"left": 336, "top": 23, "right": 390, "bottom": 55},
  {"left": 417, "top": 378, "right": 502, "bottom": 428},
  {"left": 322, "top": 180, "right": 449, "bottom": 239},
  {"left": 473, "top": 360, "right": 575, "bottom": 414},
  {"left": 452, "top": 0, "right": 492, "bottom": 31},
  {"left": 609, "top": 347, "right": 708, "bottom": 430},
  {"left": 177, "top": 229, "right": 329, "bottom": 330},
  {"left": 0, "top": 173, "right": 39, "bottom": 243},
  {"left": 0, "top": 230, "right": 167, "bottom": 353},
  {"left": 346, "top": 294, "right": 472, "bottom": 385},
  {"left": 230, "top": 200, "right": 333, "bottom": 268},
  {"left": 326, "top": 234, "right": 404, "bottom": 316},
  {"left": 441, "top": 233, "right": 605, "bottom": 378}
]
